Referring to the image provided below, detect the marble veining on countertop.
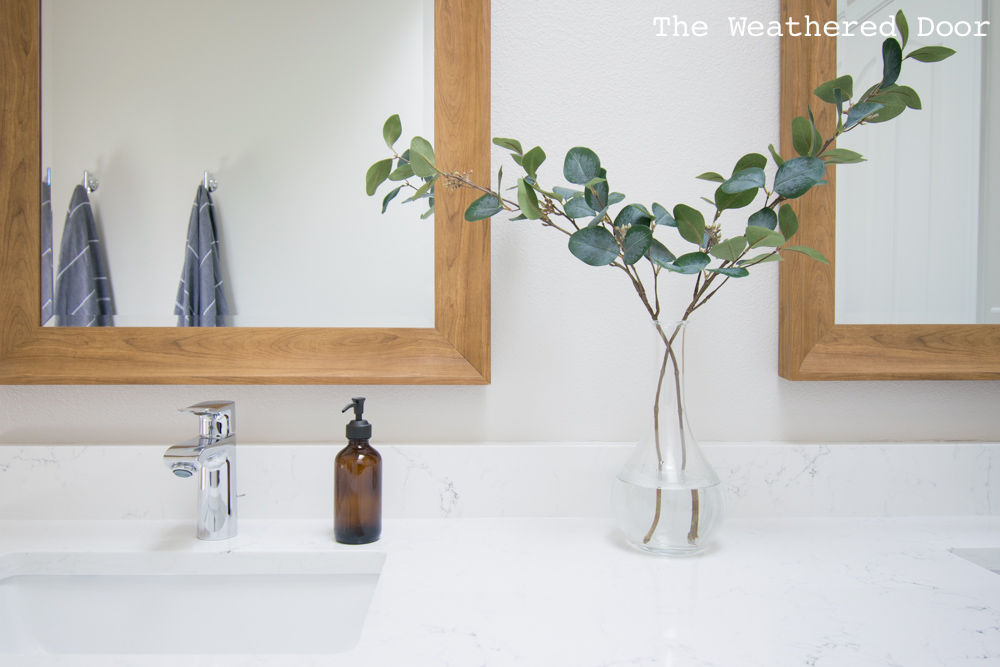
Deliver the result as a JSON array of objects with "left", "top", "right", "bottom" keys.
[{"left": 1, "top": 516, "right": 999, "bottom": 666}]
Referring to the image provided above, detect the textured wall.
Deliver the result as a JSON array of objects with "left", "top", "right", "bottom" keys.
[{"left": 2, "top": 0, "right": 998, "bottom": 445}]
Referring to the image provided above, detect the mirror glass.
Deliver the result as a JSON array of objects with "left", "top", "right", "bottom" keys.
[
  {"left": 41, "top": 0, "right": 434, "bottom": 328},
  {"left": 835, "top": 0, "right": 997, "bottom": 324}
]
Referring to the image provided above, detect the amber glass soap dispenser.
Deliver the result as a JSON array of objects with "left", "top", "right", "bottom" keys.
[{"left": 335, "top": 397, "right": 382, "bottom": 544}]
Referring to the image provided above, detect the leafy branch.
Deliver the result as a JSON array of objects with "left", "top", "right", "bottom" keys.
[
  {"left": 365, "top": 9, "right": 955, "bottom": 547},
  {"left": 367, "top": 10, "right": 954, "bottom": 334}
]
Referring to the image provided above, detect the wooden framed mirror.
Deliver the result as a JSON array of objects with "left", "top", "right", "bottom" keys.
[
  {"left": 779, "top": 0, "right": 1000, "bottom": 380},
  {"left": 0, "top": 0, "right": 490, "bottom": 385}
]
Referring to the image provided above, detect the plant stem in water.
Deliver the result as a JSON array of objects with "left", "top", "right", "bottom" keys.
[
  {"left": 688, "top": 489, "right": 700, "bottom": 545},
  {"left": 642, "top": 322, "right": 700, "bottom": 546},
  {"left": 641, "top": 330, "right": 670, "bottom": 544}
]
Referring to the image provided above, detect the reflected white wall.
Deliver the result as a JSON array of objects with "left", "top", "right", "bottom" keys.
[
  {"left": 42, "top": 0, "right": 435, "bottom": 327},
  {"left": 980, "top": 2, "right": 1000, "bottom": 323},
  {"left": 835, "top": 0, "right": 986, "bottom": 324}
]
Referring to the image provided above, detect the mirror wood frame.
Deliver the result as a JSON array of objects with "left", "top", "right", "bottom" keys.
[
  {"left": 779, "top": 0, "right": 1000, "bottom": 380},
  {"left": 0, "top": 0, "right": 490, "bottom": 385}
]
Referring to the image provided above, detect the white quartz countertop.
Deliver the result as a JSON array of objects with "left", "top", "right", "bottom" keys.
[{"left": 2, "top": 517, "right": 999, "bottom": 666}]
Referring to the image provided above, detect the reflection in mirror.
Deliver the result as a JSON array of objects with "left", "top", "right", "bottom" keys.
[
  {"left": 835, "top": 0, "right": 996, "bottom": 324},
  {"left": 41, "top": 0, "right": 434, "bottom": 327}
]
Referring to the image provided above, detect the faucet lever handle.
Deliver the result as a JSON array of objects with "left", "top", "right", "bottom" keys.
[{"left": 179, "top": 400, "right": 235, "bottom": 438}]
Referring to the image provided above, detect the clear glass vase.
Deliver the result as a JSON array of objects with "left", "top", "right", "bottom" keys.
[{"left": 612, "top": 320, "right": 726, "bottom": 556}]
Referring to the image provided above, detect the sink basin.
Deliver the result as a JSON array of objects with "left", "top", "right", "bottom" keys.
[
  {"left": 952, "top": 547, "right": 1000, "bottom": 575},
  {"left": 0, "top": 550, "right": 385, "bottom": 655}
]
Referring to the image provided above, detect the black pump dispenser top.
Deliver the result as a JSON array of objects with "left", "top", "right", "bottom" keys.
[{"left": 342, "top": 397, "right": 372, "bottom": 440}]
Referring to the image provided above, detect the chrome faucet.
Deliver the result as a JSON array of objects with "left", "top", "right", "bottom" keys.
[{"left": 163, "top": 401, "right": 237, "bottom": 540}]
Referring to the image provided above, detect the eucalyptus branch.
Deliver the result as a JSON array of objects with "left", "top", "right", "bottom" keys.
[{"left": 365, "top": 14, "right": 956, "bottom": 550}]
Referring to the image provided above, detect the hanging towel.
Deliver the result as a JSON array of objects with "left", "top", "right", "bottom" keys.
[
  {"left": 41, "top": 180, "right": 54, "bottom": 325},
  {"left": 54, "top": 185, "right": 113, "bottom": 327},
  {"left": 174, "top": 184, "right": 229, "bottom": 327}
]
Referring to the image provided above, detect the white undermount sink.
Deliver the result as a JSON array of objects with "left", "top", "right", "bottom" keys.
[
  {"left": 0, "top": 550, "right": 385, "bottom": 655},
  {"left": 952, "top": 547, "right": 1000, "bottom": 575}
]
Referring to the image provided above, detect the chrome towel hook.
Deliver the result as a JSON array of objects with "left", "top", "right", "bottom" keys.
[
  {"left": 203, "top": 171, "right": 218, "bottom": 193},
  {"left": 82, "top": 170, "right": 98, "bottom": 193}
]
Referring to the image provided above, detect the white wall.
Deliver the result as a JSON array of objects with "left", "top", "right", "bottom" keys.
[{"left": 4, "top": 0, "right": 999, "bottom": 446}]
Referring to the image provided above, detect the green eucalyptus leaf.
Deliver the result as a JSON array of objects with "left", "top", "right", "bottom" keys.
[
  {"left": 666, "top": 252, "right": 711, "bottom": 275},
  {"left": 773, "top": 157, "right": 826, "bottom": 199},
  {"left": 404, "top": 176, "right": 436, "bottom": 203},
  {"left": 748, "top": 207, "right": 778, "bottom": 230},
  {"left": 721, "top": 167, "right": 766, "bottom": 194},
  {"left": 381, "top": 185, "right": 402, "bottom": 213},
  {"left": 632, "top": 203, "right": 653, "bottom": 218},
  {"left": 738, "top": 252, "right": 782, "bottom": 266},
  {"left": 673, "top": 204, "right": 706, "bottom": 246},
  {"left": 715, "top": 185, "right": 758, "bottom": 212},
  {"left": 389, "top": 162, "right": 415, "bottom": 181},
  {"left": 409, "top": 136, "right": 437, "bottom": 177},
  {"left": 697, "top": 172, "right": 726, "bottom": 183},
  {"left": 881, "top": 38, "right": 903, "bottom": 89},
  {"left": 465, "top": 193, "right": 503, "bottom": 221},
  {"left": 652, "top": 203, "right": 677, "bottom": 227},
  {"left": 509, "top": 214, "right": 527, "bottom": 221},
  {"left": 586, "top": 206, "right": 610, "bottom": 228},
  {"left": 768, "top": 143, "right": 785, "bottom": 167},
  {"left": 529, "top": 181, "right": 561, "bottom": 200},
  {"left": 834, "top": 88, "right": 845, "bottom": 129},
  {"left": 814, "top": 75, "right": 855, "bottom": 103},
  {"left": 553, "top": 186, "right": 583, "bottom": 200},
  {"left": 365, "top": 158, "right": 394, "bottom": 196},
  {"left": 522, "top": 146, "right": 546, "bottom": 179},
  {"left": 493, "top": 137, "right": 523, "bottom": 155},
  {"left": 564, "top": 196, "right": 596, "bottom": 219},
  {"left": 860, "top": 82, "right": 881, "bottom": 101},
  {"left": 880, "top": 84, "right": 922, "bottom": 109},
  {"left": 906, "top": 46, "right": 956, "bottom": 63},
  {"left": 784, "top": 245, "right": 830, "bottom": 264},
  {"left": 707, "top": 267, "right": 750, "bottom": 278},
  {"left": 820, "top": 148, "right": 866, "bottom": 164},
  {"left": 608, "top": 192, "right": 627, "bottom": 206},
  {"left": 383, "top": 114, "right": 402, "bottom": 149},
  {"left": 585, "top": 169, "right": 610, "bottom": 210},
  {"left": 568, "top": 226, "right": 619, "bottom": 266},
  {"left": 563, "top": 147, "right": 601, "bottom": 185},
  {"left": 792, "top": 116, "right": 814, "bottom": 157},
  {"left": 646, "top": 238, "right": 676, "bottom": 268},
  {"left": 807, "top": 106, "right": 823, "bottom": 157},
  {"left": 866, "top": 99, "right": 907, "bottom": 123},
  {"left": 733, "top": 153, "right": 767, "bottom": 175},
  {"left": 778, "top": 205, "right": 799, "bottom": 240},
  {"left": 614, "top": 203, "right": 653, "bottom": 228},
  {"left": 845, "top": 102, "right": 885, "bottom": 129},
  {"left": 746, "top": 226, "right": 785, "bottom": 248},
  {"left": 710, "top": 236, "right": 748, "bottom": 262},
  {"left": 623, "top": 225, "right": 653, "bottom": 265},
  {"left": 517, "top": 178, "right": 543, "bottom": 220},
  {"left": 420, "top": 206, "right": 434, "bottom": 220},
  {"left": 897, "top": 10, "right": 909, "bottom": 49}
]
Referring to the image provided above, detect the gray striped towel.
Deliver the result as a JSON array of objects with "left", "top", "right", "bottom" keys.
[
  {"left": 174, "top": 184, "right": 229, "bottom": 327},
  {"left": 54, "top": 185, "right": 113, "bottom": 327},
  {"left": 41, "top": 180, "right": 54, "bottom": 325}
]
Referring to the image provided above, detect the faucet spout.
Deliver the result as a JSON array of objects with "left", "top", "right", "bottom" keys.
[{"left": 164, "top": 402, "right": 238, "bottom": 541}]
